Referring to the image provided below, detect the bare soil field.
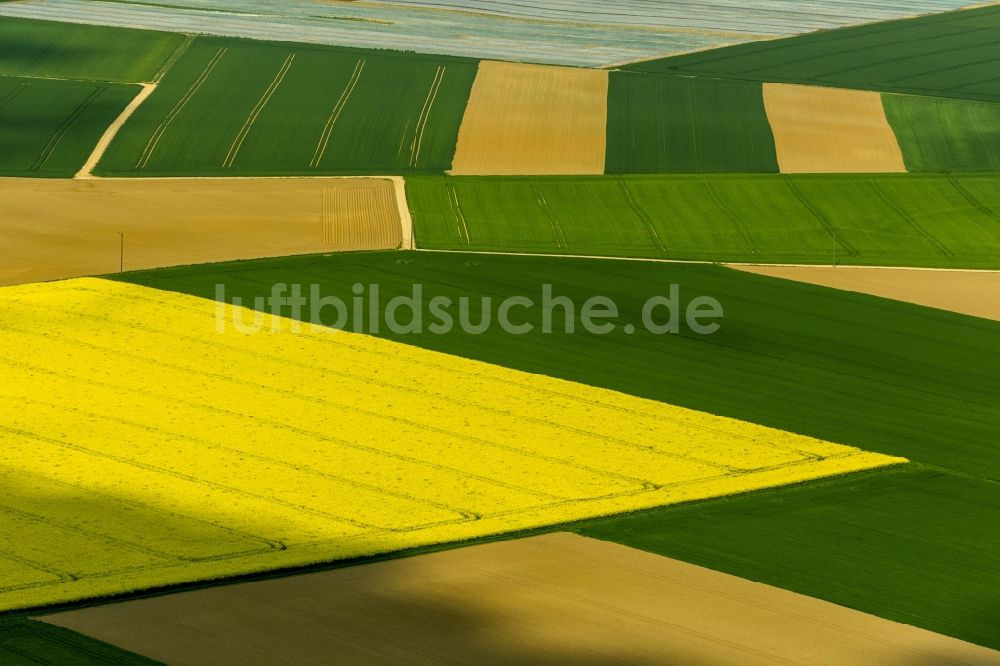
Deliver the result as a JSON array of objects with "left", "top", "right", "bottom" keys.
[
  {"left": 736, "top": 265, "right": 1000, "bottom": 321},
  {"left": 763, "top": 83, "right": 906, "bottom": 173},
  {"left": 450, "top": 61, "right": 608, "bottom": 175},
  {"left": 0, "top": 177, "right": 401, "bottom": 285},
  {"left": 40, "top": 533, "right": 1000, "bottom": 665}
]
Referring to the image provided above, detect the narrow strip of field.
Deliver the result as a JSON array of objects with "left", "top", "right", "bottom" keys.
[
  {"left": 763, "top": 83, "right": 906, "bottom": 173},
  {"left": 450, "top": 61, "right": 608, "bottom": 175},
  {"left": 734, "top": 264, "right": 1000, "bottom": 321},
  {"left": 37, "top": 532, "right": 998, "bottom": 665},
  {"left": 408, "top": 174, "right": 1000, "bottom": 269},
  {"left": 0, "top": 278, "right": 900, "bottom": 611},
  {"left": 0, "top": 177, "right": 401, "bottom": 286}
]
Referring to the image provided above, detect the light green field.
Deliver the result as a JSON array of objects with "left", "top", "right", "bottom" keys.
[
  {"left": 96, "top": 37, "right": 477, "bottom": 176},
  {"left": 884, "top": 94, "right": 1000, "bottom": 172},
  {"left": 408, "top": 174, "right": 1000, "bottom": 268}
]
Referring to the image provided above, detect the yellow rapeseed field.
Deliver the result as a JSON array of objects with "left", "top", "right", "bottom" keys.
[{"left": 0, "top": 279, "right": 905, "bottom": 610}]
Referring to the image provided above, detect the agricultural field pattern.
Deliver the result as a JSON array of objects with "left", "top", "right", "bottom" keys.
[{"left": 1, "top": 2, "right": 999, "bottom": 663}]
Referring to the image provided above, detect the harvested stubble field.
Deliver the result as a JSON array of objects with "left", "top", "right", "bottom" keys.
[
  {"left": 450, "top": 61, "right": 608, "bottom": 176},
  {"left": 762, "top": 83, "right": 906, "bottom": 174},
  {"left": 0, "top": 278, "right": 899, "bottom": 610},
  {"left": 0, "top": 76, "right": 138, "bottom": 177},
  {"left": 408, "top": 174, "right": 1000, "bottom": 268},
  {"left": 605, "top": 73, "right": 778, "bottom": 174},
  {"left": 124, "top": 251, "right": 1000, "bottom": 649},
  {"left": 38, "top": 533, "right": 1000, "bottom": 665},
  {"left": 735, "top": 264, "right": 1000, "bottom": 321},
  {"left": 883, "top": 94, "right": 1000, "bottom": 172},
  {"left": 0, "top": 177, "right": 401, "bottom": 286},
  {"left": 96, "top": 37, "right": 477, "bottom": 176},
  {"left": 628, "top": 4, "right": 1000, "bottom": 103}
]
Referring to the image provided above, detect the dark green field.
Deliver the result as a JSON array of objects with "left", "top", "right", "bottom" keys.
[
  {"left": 576, "top": 466, "right": 1000, "bottom": 650},
  {"left": 408, "top": 174, "right": 1000, "bottom": 268},
  {"left": 0, "top": 76, "right": 137, "bottom": 177},
  {"left": 606, "top": 72, "right": 777, "bottom": 174},
  {"left": 114, "top": 251, "right": 1000, "bottom": 480},
  {"left": 0, "top": 16, "right": 183, "bottom": 83},
  {"left": 96, "top": 37, "right": 477, "bottom": 176},
  {"left": 627, "top": 5, "right": 1000, "bottom": 103},
  {"left": 884, "top": 94, "right": 1000, "bottom": 172},
  {"left": 0, "top": 616, "right": 155, "bottom": 665},
  {"left": 112, "top": 250, "right": 1000, "bottom": 646}
]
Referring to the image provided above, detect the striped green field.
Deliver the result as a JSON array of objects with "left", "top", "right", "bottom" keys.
[
  {"left": 606, "top": 73, "right": 777, "bottom": 174},
  {"left": 626, "top": 5, "right": 1000, "bottom": 103},
  {"left": 0, "top": 76, "right": 138, "bottom": 177},
  {"left": 408, "top": 174, "right": 1000, "bottom": 268},
  {"left": 884, "top": 94, "right": 1000, "bottom": 172},
  {"left": 0, "top": 16, "right": 183, "bottom": 83},
  {"left": 96, "top": 37, "right": 477, "bottom": 176}
]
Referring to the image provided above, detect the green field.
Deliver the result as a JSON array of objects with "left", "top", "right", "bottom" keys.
[
  {"left": 884, "top": 94, "right": 1000, "bottom": 172},
  {"left": 408, "top": 174, "right": 1000, "bottom": 268},
  {"left": 576, "top": 466, "right": 1000, "bottom": 649},
  {"left": 113, "top": 250, "right": 1000, "bottom": 647},
  {"left": 96, "top": 37, "right": 477, "bottom": 176},
  {"left": 0, "top": 76, "right": 138, "bottom": 177},
  {"left": 0, "top": 616, "right": 154, "bottom": 665},
  {"left": 114, "top": 251, "right": 1000, "bottom": 480},
  {"left": 606, "top": 73, "right": 777, "bottom": 173},
  {"left": 627, "top": 5, "right": 1000, "bottom": 103},
  {"left": 0, "top": 16, "right": 183, "bottom": 83}
]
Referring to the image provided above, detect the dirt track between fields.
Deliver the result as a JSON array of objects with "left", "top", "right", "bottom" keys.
[
  {"left": 736, "top": 264, "right": 1000, "bottom": 321},
  {"left": 451, "top": 61, "right": 608, "bottom": 175},
  {"left": 763, "top": 83, "right": 906, "bottom": 173},
  {"left": 0, "top": 177, "right": 401, "bottom": 285},
  {"left": 40, "top": 533, "right": 1000, "bottom": 665}
]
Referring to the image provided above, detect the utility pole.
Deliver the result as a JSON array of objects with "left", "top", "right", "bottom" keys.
[{"left": 119, "top": 233, "right": 124, "bottom": 273}]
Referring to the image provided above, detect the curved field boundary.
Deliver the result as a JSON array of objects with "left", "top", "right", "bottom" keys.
[
  {"left": 763, "top": 83, "right": 906, "bottom": 173},
  {"left": 38, "top": 533, "right": 1000, "bottom": 665},
  {"left": 0, "top": 278, "right": 901, "bottom": 611},
  {"left": 733, "top": 264, "right": 1000, "bottom": 321}
]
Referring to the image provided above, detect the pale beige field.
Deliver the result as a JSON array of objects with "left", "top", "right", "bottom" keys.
[
  {"left": 41, "top": 533, "right": 1000, "bottom": 665},
  {"left": 450, "top": 61, "right": 608, "bottom": 175},
  {"left": 763, "top": 83, "right": 906, "bottom": 173},
  {"left": 0, "top": 177, "right": 401, "bottom": 286},
  {"left": 736, "top": 265, "right": 1000, "bottom": 321}
]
